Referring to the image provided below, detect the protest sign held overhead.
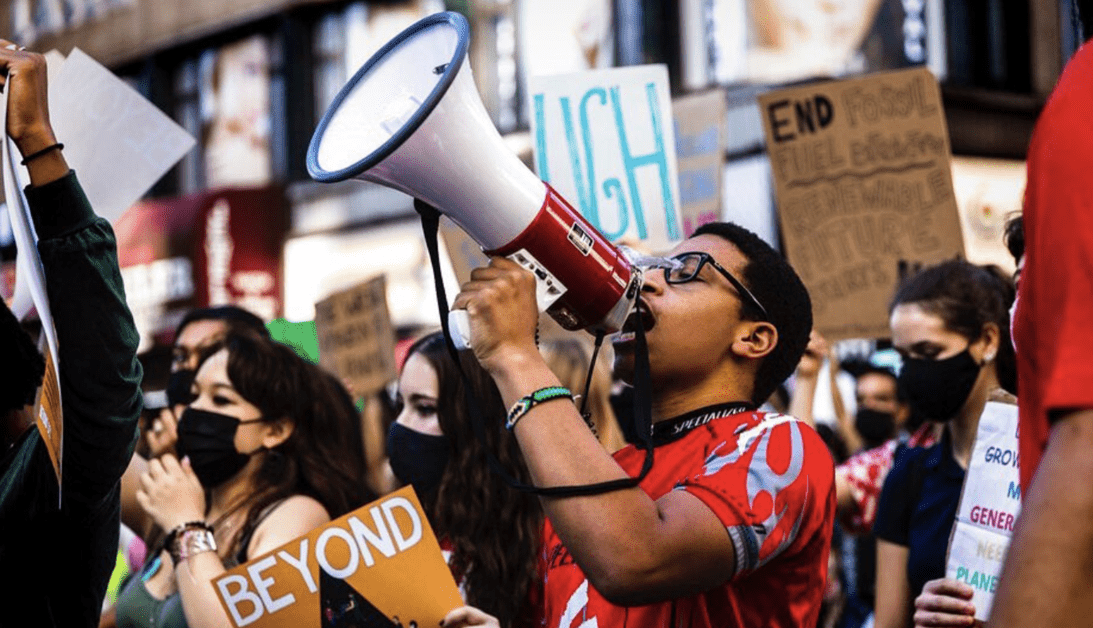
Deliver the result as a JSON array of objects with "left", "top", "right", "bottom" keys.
[
  {"left": 946, "top": 400, "right": 1022, "bottom": 621},
  {"left": 1, "top": 88, "right": 64, "bottom": 489},
  {"left": 530, "top": 64, "right": 683, "bottom": 252},
  {"left": 214, "top": 487, "right": 463, "bottom": 628},
  {"left": 758, "top": 67, "right": 965, "bottom": 340},
  {"left": 315, "top": 275, "right": 398, "bottom": 397},
  {"left": 673, "top": 90, "right": 726, "bottom": 238},
  {"left": 49, "top": 48, "right": 195, "bottom": 225}
]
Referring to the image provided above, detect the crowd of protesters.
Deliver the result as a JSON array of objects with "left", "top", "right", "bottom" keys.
[{"left": 3, "top": 3, "right": 1093, "bottom": 626}]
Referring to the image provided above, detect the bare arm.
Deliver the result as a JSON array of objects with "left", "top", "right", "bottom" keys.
[
  {"left": 990, "top": 409, "right": 1093, "bottom": 627},
  {"left": 454, "top": 258, "right": 736, "bottom": 606},
  {"left": 787, "top": 331, "right": 825, "bottom": 428},
  {"left": 120, "top": 454, "right": 151, "bottom": 538},
  {"left": 834, "top": 466, "right": 857, "bottom": 515},
  {"left": 493, "top": 354, "right": 737, "bottom": 604},
  {"left": 829, "top": 355, "right": 863, "bottom": 454},
  {"left": 875, "top": 539, "right": 913, "bottom": 628},
  {"left": 176, "top": 495, "right": 330, "bottom": 628}
]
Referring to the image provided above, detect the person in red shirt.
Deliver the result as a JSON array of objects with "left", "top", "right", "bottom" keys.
[
  {"left": 990, "top": 3, "right": 1093, "bottom": 626},
  {"left": 444, "top": 222, "right": 835, "bottom": 628}
]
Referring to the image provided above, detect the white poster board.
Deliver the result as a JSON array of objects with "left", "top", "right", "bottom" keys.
[
  {"left": 529, "top": 65, "right": 682, "bottom": 252},
  {"left": 11, "top": 48, "right": 194, "bottom": 318},
  {"left": 946, "top": 401, "right": 1022, "bottom": 620},
  {"left": 49, "top": 48, "right": 195, "bottom": 225},
  {"left": 1, "top": 91, "right": 64, "bottom": 490}
]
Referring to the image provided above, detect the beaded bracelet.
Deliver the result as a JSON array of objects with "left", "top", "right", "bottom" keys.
[{"left": 505, "top": 386, "right": 573, "bottom": 430}]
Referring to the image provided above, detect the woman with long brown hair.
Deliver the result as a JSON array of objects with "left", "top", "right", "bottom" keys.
[
  {"left": 114, "top": 332, "right": 373, "bottom": 628},
  {"left": 389, "top": 332, "right": 542, "bottom": 628}
]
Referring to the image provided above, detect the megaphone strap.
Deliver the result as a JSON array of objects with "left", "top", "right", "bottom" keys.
[{"left": 415, "top": 199, "right": 655, "bottom": 497}]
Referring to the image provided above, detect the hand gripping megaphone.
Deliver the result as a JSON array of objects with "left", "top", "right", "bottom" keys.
[{"left": 307, "top": 12, "right": 641, "bottom": 349}]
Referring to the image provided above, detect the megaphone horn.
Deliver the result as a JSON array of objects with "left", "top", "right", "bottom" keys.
[{"left": 307, "top": 12, "right": 640, "bottom": 347}]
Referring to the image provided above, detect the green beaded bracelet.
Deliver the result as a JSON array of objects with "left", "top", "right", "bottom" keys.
[{"left": 505, "top": 386, "right": 573, "bottom": 430}]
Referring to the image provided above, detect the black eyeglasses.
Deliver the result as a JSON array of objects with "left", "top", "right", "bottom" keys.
[{"left": 662, "top": 252, "right": 770, "bottom": 321}]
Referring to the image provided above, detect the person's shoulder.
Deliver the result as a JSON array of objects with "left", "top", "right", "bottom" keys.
[
  {"left": 269, "top": 494, "right": 330, "bottom": 524},
  {"left": 732, "top": 411, "right": 835, "bottom": 471},
  {"left": 248, "top": 495, "right": 331, "bottom": 554}
]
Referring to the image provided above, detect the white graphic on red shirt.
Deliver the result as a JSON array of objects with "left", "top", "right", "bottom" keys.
[
  {"left": 558, "top": 579, "right": 598, "bottom": 628},
  {"left": 702, "top": 414, "right": 807, "bottom": 572}
]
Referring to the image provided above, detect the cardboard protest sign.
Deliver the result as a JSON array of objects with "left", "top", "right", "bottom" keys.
[
  {"left": 673, "top": 90, "right": 726, "bottom": 238},
  {"left": 214, "top": 487, "right": 463, "bottom": 628},
  {"left": 315, "top": 275, "right": 398, "bottom": 397},
  {"left": 0, "top": 91, "right": 64, "bottom": 489},
  {"left": 946, "top": 401, "right": 1021, "bottom": 621},
  {"left": 49, "top": 48, "right": 195, "bottom": 225},
  {"left": 758, "top": 67, "right": 966, "bottom": 340},
  {"left": 530, "top": 65, "right": 683, "bottom": 252}
]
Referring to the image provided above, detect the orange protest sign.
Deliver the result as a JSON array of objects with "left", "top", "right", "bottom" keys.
[
  {"left": 214, "top": 487, "right": 462, "bottom": 627},
  {"left": 35, "top": 346, "right": 63, "bottom": 483}
]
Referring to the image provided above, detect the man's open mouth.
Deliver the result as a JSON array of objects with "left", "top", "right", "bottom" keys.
[{"left": 614, "top": 301, "right": 655, "bottom": 343}]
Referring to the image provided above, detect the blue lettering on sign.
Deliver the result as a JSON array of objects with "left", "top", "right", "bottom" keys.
[
  {"left": 680, "top": 167, "right": 718, "bottom": 205},
  {"left": 675, "top": 123, "right": 720, "bottom": 158},
  {"left": 1007, "top": 481, "right": 1021, "bottom": 500},
  {"left": 984, "top": 446, "right": 1020, "bottom": 468},
  {"left": 531, "top": 82, "right": 680, "bottom": 242}
]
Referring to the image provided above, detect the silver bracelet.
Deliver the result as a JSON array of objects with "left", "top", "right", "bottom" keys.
[{"left": 170, "top": 527, "right": 218, "bottom": 565}]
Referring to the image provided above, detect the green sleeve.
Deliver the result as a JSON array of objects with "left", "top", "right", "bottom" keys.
[{"left": 27, "top": 171, "right": 144, "bottom": 507}]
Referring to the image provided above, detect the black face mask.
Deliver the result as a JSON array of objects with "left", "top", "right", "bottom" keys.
[
  {"left": 898, "top": 349, "right": 982, "bottom": 422},
  {"left": 855, "top": 408, "right": 897, "bottom": 445},
  {"left": 386, "top": 422, "right": 449, "bottom": 499},
  {"left": 166, "top": 369, "right": 197, "bottom": 407},
  {"left": 176, "top": 407, "right": 264, "bottom": 488}
]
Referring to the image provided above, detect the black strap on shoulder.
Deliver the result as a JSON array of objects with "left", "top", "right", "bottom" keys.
[{"left": 416, "top": 200, "right": 654, "bottom": 497}]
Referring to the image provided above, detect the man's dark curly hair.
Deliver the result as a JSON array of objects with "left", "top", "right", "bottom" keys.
[
  {"left": 1, "top": 299, "right": 45, "bottom": 412},
  {"left": 692, "top": 222, "right": 813, "bottom": 405}
]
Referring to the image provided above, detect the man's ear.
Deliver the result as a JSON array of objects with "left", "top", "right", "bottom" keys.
[
  {"left": 261, "top": 417, "right": 295, "bottom": 449},
  {"left": 731, "top": 321, "right": 778, "bottom": 360}
]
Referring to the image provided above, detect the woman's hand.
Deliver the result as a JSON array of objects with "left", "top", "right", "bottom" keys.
[
  {"left": 0, "top": 41, "right": 55, "bottom": 155},
  {"left": 452, "top": 257, "right": 541, "bottom": 374},
  {"left": 135, "top": 454, "right": 206, "bottom": 531},
  {"left": 441, "top": 606, "right": 501, "bottom": 628},
  {"left": 913, "top": 578, "right": 976, "bottom": 627},
  {"left": 146, "top": 407, "right": 180, "bottom": 459}
]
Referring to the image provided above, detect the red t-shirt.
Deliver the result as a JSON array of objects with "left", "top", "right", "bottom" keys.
[
  {"left": 538, "top": 408, "right": 835, "bottom": 628},
  {"left": 1015, "top": 39, "right": 1093, "bottom": 491}
]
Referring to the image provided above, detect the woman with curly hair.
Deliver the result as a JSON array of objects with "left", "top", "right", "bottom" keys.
[
  {"left": 114, "top": 332, "right": 373, "bottom": 627},
  {"left": 389, "top": 332, "right": 542, "bottom": 628}
]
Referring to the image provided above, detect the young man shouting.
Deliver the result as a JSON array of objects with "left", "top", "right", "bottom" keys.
[{"left": 449, "top": 222, "right": 835, "bottom": 628}]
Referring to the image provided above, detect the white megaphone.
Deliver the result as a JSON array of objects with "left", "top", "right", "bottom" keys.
[{"left": 307, "top": 11, "right": 641, "bottom": 349}]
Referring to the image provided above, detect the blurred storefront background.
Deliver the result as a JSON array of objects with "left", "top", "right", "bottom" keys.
[{"left": 0, "top": 0, "right": 1073, "bottom": 377}]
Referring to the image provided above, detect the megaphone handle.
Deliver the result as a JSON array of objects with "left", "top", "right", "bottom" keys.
[{"left": 448, "top": 309, "right": 473, "bottom": 350}]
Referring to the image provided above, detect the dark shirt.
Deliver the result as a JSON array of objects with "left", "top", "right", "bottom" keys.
[
  {"left": 873, "top": 428, "right": 965, "bottom": 602},
  {"left": 0, "top": 172, "right": 143, "bottom": 627}
]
